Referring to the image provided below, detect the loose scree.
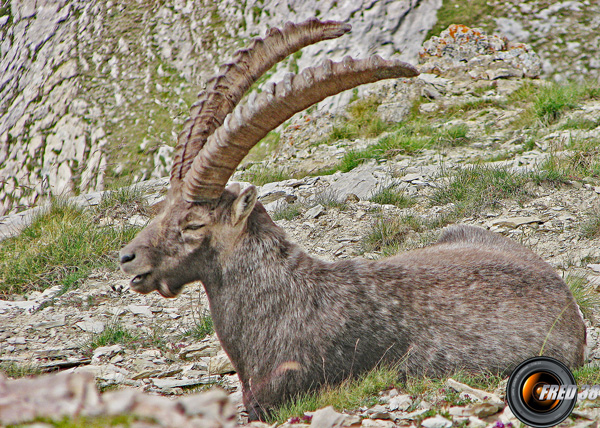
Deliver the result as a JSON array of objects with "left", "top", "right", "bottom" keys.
[{"left": 119, "top": 18, "right": 586, "bottom": 420}]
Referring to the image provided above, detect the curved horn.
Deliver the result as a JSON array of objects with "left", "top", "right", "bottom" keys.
[
  {"left": 170, "top": 18, "right": 352, "bottom": 183},
  {"left": 182, "top": 55, "right": 419, "bottom": 201}
]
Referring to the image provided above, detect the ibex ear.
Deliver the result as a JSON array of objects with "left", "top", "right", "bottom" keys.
[{"left": 231, "top": 185, "right": 258, "bottom": 226}]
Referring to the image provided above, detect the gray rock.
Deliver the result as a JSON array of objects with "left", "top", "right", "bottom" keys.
[
  {"left": 388, "top": 394, "right": 412, "bottom": 411},
  {"left": 448, "top": 403, "right": 501, "bottom": 418},
  {"left": 446, "top": 378, "right": 504, "bottom": 407},
  {"left": 179, "top": 342, "right": 219, "bottom": 360},
  {"left": 327, "top": 164, "right": 380, "bottom": 202},
  {"left": 75, "top": 321, "right": 105, "bottom": 333},
  {"left": 92, "top": 345, "right": 123, "bottom": 362},
  {"left": 177, "top": 389, "right": 235, "bottom": 419},
  {"left": 150, "top": 375, "right": 220, "bottom": 389},
  {"left": 489, "top": 216, "right": 543, "bottom": 228},
  {"left": 208, "top": 351, "right": 236, "bottom": 375},
  {"left": 128, "top": 215, "right": 149, "bottom": 227},
  {"left": 420, "top": 102, "right": 439, "bottom": 113},
  {"left": 420, "top": 415, "right": 452, "bottom": 428},
  {"left": 305, "top": 204, "right": 325, "bottom": 219},
  {"left": 127, "top": 304, "right": 153, "bottom": 317},
  {"left": 307, "top": 405, "right": 347, "bottom": 428},
  {"left": 587, "top": 264, "right": 600, "bottom": 273},
  {"left": 377, "top": 102, "right": 410, "bottom": 123}
]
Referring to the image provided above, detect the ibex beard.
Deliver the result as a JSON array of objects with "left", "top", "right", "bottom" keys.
[{"left": 119, "top": 18, "right": 586, "bottom": 421}]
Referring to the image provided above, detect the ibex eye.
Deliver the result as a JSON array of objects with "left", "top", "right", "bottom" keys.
[{"left": 183, "top": 224, "right": 205, "bottom": 231}]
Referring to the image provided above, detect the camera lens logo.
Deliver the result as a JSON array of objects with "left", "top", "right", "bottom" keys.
[{"left": 507, "top": 357, "right": 577, "bottom": 428}]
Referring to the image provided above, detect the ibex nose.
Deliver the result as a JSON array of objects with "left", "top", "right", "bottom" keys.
[{"left": 120, "top": 251, "right": 135, "bottom": 264}]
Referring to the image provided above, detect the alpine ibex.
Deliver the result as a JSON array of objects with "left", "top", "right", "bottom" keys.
[{"left": 120, "top": 19, "right": 586, "bottom": 419}]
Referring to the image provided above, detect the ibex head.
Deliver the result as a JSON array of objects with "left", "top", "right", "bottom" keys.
[{"left": 119, "top": 18, "right": 419, "bottom": 297}]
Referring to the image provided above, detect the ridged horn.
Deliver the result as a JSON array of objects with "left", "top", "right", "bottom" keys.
[
  {"left": 182, "top": 55, "right": 419, "bottom": 201},
  {"left": 170, "top": 18, "right": 352, "bottom": 183}
]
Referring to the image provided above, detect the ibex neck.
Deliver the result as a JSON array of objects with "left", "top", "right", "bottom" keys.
[{"left": 201, "top": 204, "right": 330, "bottom": 374}]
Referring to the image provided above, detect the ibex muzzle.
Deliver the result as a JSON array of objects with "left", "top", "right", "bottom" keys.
[{"left": 120, "top": 18, "right": 586, "bottom": 420}]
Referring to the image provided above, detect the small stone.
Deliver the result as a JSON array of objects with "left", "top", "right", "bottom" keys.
[
  {"left": 140, "top": 349, "right": 162, "bottom": 359},
  {"left": 446, "top": 379, "right": 504, "bottom": 407},
  {"left": 587, "top": 264, "right": 600, "bottom": 273},
  {"left": 127, "top": 305, "right": 153, "bottom": 317},
  {"left": 401, "top": 173, "right": 422, "bottom": 182},
  {"left": 208, "top": 351, "right": 235, "bottom": 375},
  {"left": 33, "top": 316, "right": 66, "bottom": 329},
  {"left": 345, "top": 193, "right": 360, "bottom": 203},
  {"left": 420, "top": 103, "right": 439, "bottom": 113},
  {"left": 489, "top": 216, "right": 543, "bottom": 228},
  {"left": 421, "top": 415, "right": 452, "bottom": 428},
  {"left": 151, "top": 375, "right": 220, "bottom": 389},
  {"left": 76, "top": 321, "right": 104, "bottom": 333},
  {"left": 362, "top": 419, "right": 395, "bottom": 427},
  {"left": 179, "top": 342, "right": 217, "bottom": 360},
  {"left": 377, "top": 102, "right": 410, "bottom": 123},
  {"left": 308, "top": 406, "right": 346, "bottom": 428},
  {"left": 388, "top": 394, "right": 412, "bottom": 411},
  {"left": 92, "top": 344, "right": 123, "bottom": 362},
  {"left": 448, "top": 403, "right": 500, "bottom": 418},
  {"left": 177, "top": 389, "right": 233, "bottom": 418},
  {"left": 131, "top": 369, "right": 163, "bottom": 380},
  {"left": 366, "top": 405, "right": 391, "bottom": 419},
  {"left": 486, "top": 68, "right": 523, "bottom": 80},
  {"left": 128, "top": 215, "right": 148, "bottom": 227},
  {"left": 305, "top": 204, "right": 325, "bottom": 219},
  {"left": 395, "top": 408, "right": 429, "bottom": 420},
  {"left": 467, "top": 416, "right": 487, "bottom": 428}
]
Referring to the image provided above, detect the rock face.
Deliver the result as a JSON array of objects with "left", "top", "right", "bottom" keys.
[{"left": 220, "top": 0, "right": 443, "bottom": 94}]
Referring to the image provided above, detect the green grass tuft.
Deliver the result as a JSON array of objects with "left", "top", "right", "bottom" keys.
[
  {"left": 182, "top": 311, "right": 215, "bottom": 340},
  {"left": 534, "top": 82, "right": 580, "bottom": 124},
  {"left": 86, "top": 322, "right": 138, "bottom": 351},
  {"left": 531, "top": 140, "right": 600, "bottom": 185},
  {"left": 272, "top": 203, "right": 303, "bottom": 221},
  {"left": 430, "top": 165, "right": 531, "bottom": 217},
  {"left": 96, "top": 186, "right": 150, "bottom": 218},
  {"left": 441, "top": 123, "right": 470, "bottom": 146},
  {"left": 574, "top": 365, "right": 600, "bottom": 386},
  {"left": 361, "top": 214, "right": 446, "bottom": 256},
  {"left": 559, "top": 117, "right": 599, "bottom": 131},
  {"left": 0, "top": 361, "right": 42, "bottom": 379},
  {"left": 312, "top": 189, "right": 348, "bottom": 211},
  {"left": 581, "top": 206, "right": 600, "bottom": 239},
  {"left": 241, "top": 165, "right": 293, "bottom": 186},
  {"left": 326, "top": 96, "right": 391, "bottom": 144},
  {"left": 268, "top": 365, "right": 402, "bottom": 424},
  {"left": 0, "top": 199, "right": 142, "bottom": 297},
  {"left": 369, "top": 184, "right": 415, "bottom": 208},
  {"left": 564, "top": 273, "right": 600, "bottom": 320}
]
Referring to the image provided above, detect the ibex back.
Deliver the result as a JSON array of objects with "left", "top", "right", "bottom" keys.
[{"left": 119, "top": 18, "right": 586, "bottom": 420}]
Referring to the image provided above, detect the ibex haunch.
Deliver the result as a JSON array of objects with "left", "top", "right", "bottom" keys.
[{"left": 120, "top": 18, "right": 586, "bottom": 420}]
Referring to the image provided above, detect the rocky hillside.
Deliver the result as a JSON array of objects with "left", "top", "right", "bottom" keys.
[
  {"left": 1, "top": 20, "right": 600, "bottom": 427},
  {"left": 0, "top": 0, "right": 442, "bottom": 216},
  {"left": 2, "top": 0, "right": 600, "bottom": 217}
]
